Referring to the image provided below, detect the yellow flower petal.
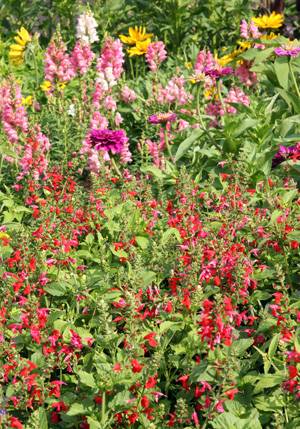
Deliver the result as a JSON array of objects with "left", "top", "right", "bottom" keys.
[
  {"left": 10, "top": 44, "right": 24, "bottom": 51},
  {"left": 14, "top": 36, "right": 26, "bottom": 46}
]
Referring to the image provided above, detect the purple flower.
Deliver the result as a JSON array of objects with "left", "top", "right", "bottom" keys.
[
  {"left": 89, "top": 129, "right": 126, "bottom": 153},
  {"left": 271, "top": 145, "right": 297, "bottom": 168},
  {"left": 148, "top": 112, "right": 178, "bottom": 125},
  {"left": 203, "top": 67, "right": 233, "bottom": 78},
  {"left": 274, "top": 45, "right": 300, "bottom": 57}
]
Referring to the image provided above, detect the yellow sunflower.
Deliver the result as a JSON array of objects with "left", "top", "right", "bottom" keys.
[
  {"left": 119, "top": 26, "right": 153, "bottom": 45},
  {"left": 127, "top": 39, "right": 151, "bottom": 57},
  {"left": 252, "top": 11, "right": 284, "bottom": 29},
  {"left": 9, "top": 27, "right": 31, "bottom": 66}
]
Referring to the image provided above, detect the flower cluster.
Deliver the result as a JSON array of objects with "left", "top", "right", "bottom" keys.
[{"left": 76, "top": 11, "right": 99, "bottom": 45}]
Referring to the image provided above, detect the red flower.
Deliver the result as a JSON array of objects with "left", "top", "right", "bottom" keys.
[
  {"left": 164, "top": 302, "right": 173, "bottom": 313},
  {"left": 113, "top": 362, "right": 122, "bottom": 372},
  {"left": 131, "top": 359, "right": 142, "bottom": 373},
  {"left": 182, "top": 294, "right": 191, "bottom": 310},
  {"left": 144, "top": 333, "right": 158, "bottom": 347},
  {"left": 224, "top": 389, "right": 241, "bottom": 401},
  {"left": 9, "top": 417, "right": 23, "bottom": 428},
  {"left": 142, "top": 408, "right": 154, "bottom": 420},
  {"left": 141, "top": 395, "right": 149, "bottom": 408},
  {"left": 289, "top": 365, "right": 298, "bottom": 379},
  {"left": 145, "top": 376, "right": 157, "bottom": 388},
  {"left": 128, "top": 412, "right": 138, "bottom": 423}
]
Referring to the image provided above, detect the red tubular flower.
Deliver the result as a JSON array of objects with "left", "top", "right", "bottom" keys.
[
  {"left": 141, "top": 395, "right": 149, "bottom": 408},
  {"left": 144, "top": 333, "right": 158, "bottom": 347},
  {"left": 131, "top": 359, "right": 142, "bottom": 373},
  {"left": 224, "top": 389, "right": 241, "bottom": 401}
]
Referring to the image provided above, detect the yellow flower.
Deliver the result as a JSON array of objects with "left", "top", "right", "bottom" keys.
[
  {"left": 119, "top": 26, "right": 153, "bottom": 45},
  {"left": 9, "top": 27, "right": 31, "bottom": 66},
  {"left": 0, "top": 232, "right": 10, "bottom": 240},
  {"left": 127, "top": 39, "right": 151, "bottom": 57},
  {"left": 59, "top": 82, "right": 66, "bottom": 89},
  {"left": 252, "top": 11, "right": 284, "bottom": 29},
  {"left": 40, "top": 81, "right": 51, "bottom": 91},
  {"left": 21, "top": 96, "right": 32, "bottom": 105},
  {"left": 184, "top": 62, "right": 192, "bottom": 70},
  {"left": 261, "top": 32, "right": 279, "bottom": 41},
  {"left": 237, "top": 41, "right": 252, "bottom": 51}
]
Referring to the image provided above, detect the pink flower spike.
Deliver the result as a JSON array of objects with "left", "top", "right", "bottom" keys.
[
  {"left": 217, "top": 161, "right": 227, "bottom": 168},
  {"left": 150, "top": 391, "right": 166, "bottom": 403}
]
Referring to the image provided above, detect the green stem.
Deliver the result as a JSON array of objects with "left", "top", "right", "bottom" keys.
[
  {"left": 288, "top": 58, "right": 300, "bottom": 99},
  {"left": 195, "top": 85, "right": 222, "bottom": 152},
  {"left": 135, "top": 56, "right": 139, "bottom": 80},
  {"left": 102, "top": 391, "right": 106, "bottom": 426},
  {"left": 216, "top": 79, "right": 227, "bottom": 118},
  {"left": 129, "top": 58, "right": 135, "bottom": 80},
  {"left": 282, "top": 244, "right": 294, "bottom": 294},
  {"left": 110, "top": 156, "right": 121, "bottom": 177},
  {"left": 142, "top": 56, "right": 145, "bottom": 77},
  {"left": 32, "top": 51, "right": 39, "bottom": 90},
  {"left": 162, "top": 126, "right": 175, "bottom": 164}
]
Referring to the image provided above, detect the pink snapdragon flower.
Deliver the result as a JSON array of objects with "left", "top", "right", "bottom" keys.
[
  {"left": 240, "top": 19, "right": 261, "bottom": 40},
  {"left": 44, "top": 33, "right": 75, "bottom": 86},
  {"left": 95, "top": 37, "right": 125, "bottom": 81},
  {"left": 103, "top": 95, "right": 117, "bottom": 112},
  {"left": 121, "top": 85, "right": 136, "bottom": 103},
  {"left": 70, "top": 40, "right": 94, "bottom": 76},
  {"left": 146, "top": 41, "right": 167, "bottom": 72},
  {"left": 0, "top": 80, "right": 28, "bottom": 146},
  {"left": 206, "top": 85, "right": 249, "bottom": 126},
  {"left": 235, "top": 60, "right": 258, "bottom": 87},
  {"left": 154, "top": 75, "right": 193, "bottom": 106}
]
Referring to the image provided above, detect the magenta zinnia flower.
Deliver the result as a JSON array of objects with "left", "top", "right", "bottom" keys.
[
  {"left": 89, "top": 129, "right": 126, "bottom": 153},
  {"left": 203, "top": 67, "right": 233, "bottom": 78},
  {"left": 274, "top": 45, "right": 300, "bottom": 57},
  {"left": 148, "top": 112, "right": 178, "bottom": 125}
]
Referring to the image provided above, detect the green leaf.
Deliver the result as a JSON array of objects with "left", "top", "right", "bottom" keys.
[
  {"left": 161, "top": 227, "right": 182, "bottom": 244},
  {"left": 44, "top": 282, "right": 66, "bottom": 296},
  {"left": 253, "top": 395, "right": 283, "bottom": 412},
  {"left": 268, "top": 210, "right": 283, "bottom": 225},
  {"left": 38, "top": 407, "right": 48, "bottom": 429},
  {"left": 135, "top": 236, "right": 149, "bottom": 249},
  {"left": 253, "top": 375, "right": 283, "bottom": 395},
  {"left": 159, "top": 321, "right": 182, "bottom": 333},
  {"left": 283, "top": 189, "right": 297, "bottom": 204},
  {"left": 253, "top": 47, "right": 274, "bottom": 65},
  {"left": 232, "top": 338, "right": 254, "bottom": 356},
  {"left": 174, "top": 128, "right": 202, "bottom": 162},
  {"left": 78, "top": 370, "right": 96, "bottom": 388},
  {"left": 230, "top": 119, "right": 260, "bottom": 139},
  {"left": 237, "top": 48, "right": 259, "bottom": 61},
  {"left": 110, "top": 246, "right": 128, "bottom": 258},
  {"left": 67, "top": 399, "right": 94, "bottom": 416},
  {"left": 274, "top": 56, "right": 289, "bottom": 90},
  {"left": 140, "top": 165, "right": 166, "bottom": 178},
  {"left": 87, "top": 417, "right": 101, "bottom": 429},
  {"left": 268, "top": 333, "right": 280, "bottom": 359}
]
